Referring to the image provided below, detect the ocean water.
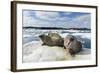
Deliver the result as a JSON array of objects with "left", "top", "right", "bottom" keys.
[{"left": 23, "top": 28, "right": 91, "bottom": 48}]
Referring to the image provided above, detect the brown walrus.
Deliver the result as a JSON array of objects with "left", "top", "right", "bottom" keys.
[
  {"left": 39, "top": 33, "right": 64, "bottom": 47},
  {"left": 64, "top": 35, "right": 82, "bottom": 55}
]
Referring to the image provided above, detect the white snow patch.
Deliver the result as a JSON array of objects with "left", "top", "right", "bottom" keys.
[{"left": 23, "top": 41, "right": 91, "bottom": 63}]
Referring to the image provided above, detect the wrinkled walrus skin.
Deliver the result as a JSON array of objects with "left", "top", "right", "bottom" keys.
[
  {"left": 39, "top": 33, "right": 64, "bottom": 47},
  {"left": 64, "top": 35, "right": 82, "bottom": 55}
]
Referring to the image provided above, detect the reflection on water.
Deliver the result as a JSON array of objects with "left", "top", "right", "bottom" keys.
[{"left": 23, "top": 28, "right": 91, "bottom": 49}]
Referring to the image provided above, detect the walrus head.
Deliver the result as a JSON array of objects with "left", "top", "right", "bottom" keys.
[
  {"left": 64, "top": 35, "right": 82, "bottom": 56},
  {"left": 39, "top": 33, "right": 64, "bottom": 47}
]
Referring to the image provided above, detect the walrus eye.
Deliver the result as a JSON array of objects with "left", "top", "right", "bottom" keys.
[{"left": 70, "top": 38, "right": 74, "bottom": 41}]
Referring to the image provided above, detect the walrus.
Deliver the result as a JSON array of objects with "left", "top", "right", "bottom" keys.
[
  {"left": 39, "top": 33, "right": 64, "bottom": 47},
  {"left": 64, "top": 35, "right": 82, "bottom": 55}
]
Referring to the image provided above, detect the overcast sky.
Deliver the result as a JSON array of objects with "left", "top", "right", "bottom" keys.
[{"left": 23, "top": 10, "right": 91, "bottom": 28}]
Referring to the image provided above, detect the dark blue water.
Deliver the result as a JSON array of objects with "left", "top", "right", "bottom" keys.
[{"left": 82, "top": 38, "right": 91, "bottom": 48}]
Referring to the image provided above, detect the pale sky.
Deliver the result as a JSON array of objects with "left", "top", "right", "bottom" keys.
[{"left": 23, "top": 10, "right": 91, "bottom": 28}]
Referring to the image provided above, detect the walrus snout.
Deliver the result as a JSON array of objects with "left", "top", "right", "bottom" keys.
[
  {"left": 39, "top": 34, "right": 47, "bottom": 40},
  {"left": 39, "top": 34, "right": 44, "bottom": 38}
]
